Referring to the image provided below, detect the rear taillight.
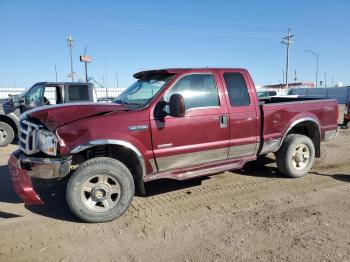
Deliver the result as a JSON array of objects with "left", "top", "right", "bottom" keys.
[{"left": 336, "top": 105, "right": 339, "bottom": 123}]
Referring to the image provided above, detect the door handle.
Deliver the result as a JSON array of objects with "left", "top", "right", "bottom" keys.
[{"left": 220, "top": 115, "right": 228, "bottom": 128}]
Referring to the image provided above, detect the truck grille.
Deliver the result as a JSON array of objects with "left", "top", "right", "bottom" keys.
[{"left": 19, "top": 119, "right": 40, "bottom": 155}]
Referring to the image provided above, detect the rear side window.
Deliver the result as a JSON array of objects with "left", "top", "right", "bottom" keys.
[
  {"left": 223, "top": 73, "right": 250, "bottom": 107},
  {"left": 165, "top": 74, "right": 219, "bottom": 111},
  {"left": 44, "top": 86, "right": 57, "bottom": 104},
  {"left": 68, "top": 85, "right": 89, "bottom": 101}
]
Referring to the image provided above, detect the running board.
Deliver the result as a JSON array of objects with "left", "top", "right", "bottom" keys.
[{"left": 144, "top": 155, "right": 256, "bottom": 182}]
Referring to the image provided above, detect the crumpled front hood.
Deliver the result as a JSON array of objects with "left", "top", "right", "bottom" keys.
[{"left": 28, "top": 102, "right": 127, "bottom": 131}]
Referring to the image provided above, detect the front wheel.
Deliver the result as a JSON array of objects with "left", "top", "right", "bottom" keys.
[
  {"left": 276, "top": 134, "right": 315, "bottom": 178},
  {"left": 0, "top": 122, "right": 15, "bottom": 147},
  {"left": 66, "top": 157, "right": 135, "bottom": 223}
]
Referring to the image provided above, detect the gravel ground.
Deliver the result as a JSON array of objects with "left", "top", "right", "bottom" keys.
[{"left": 0, "top": 109, "right": 349, "bottom": 262}]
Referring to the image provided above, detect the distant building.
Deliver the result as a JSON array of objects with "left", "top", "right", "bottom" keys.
[
  {"left": 263, "top": 82, "right": 315, "bottom": 89},
  {"left": 336, "top": 82, "right": 343, "bottom": 87}
]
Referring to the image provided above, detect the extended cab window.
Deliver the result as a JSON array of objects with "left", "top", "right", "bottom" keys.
[
  {"left": 43, "top": 86, "right": 57, "bottom": 105},
  {"left": 165, "top": 74, "right": 219, "bottom": 111},
  {"left": 223, "top": 73, "right": 250, "bottom": 107},
  {"left": 68, "top": 85, "right": 89, "bottom": 101}
]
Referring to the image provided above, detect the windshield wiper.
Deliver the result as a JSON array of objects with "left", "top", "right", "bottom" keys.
[
  {"left": 114, "top": 99, "right": 129, "bottom": 106},
  {"left": 114, "top": 99, "right": 143, "bottom": 106}
]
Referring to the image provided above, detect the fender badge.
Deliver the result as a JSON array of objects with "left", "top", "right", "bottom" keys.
[{"left": 128, "top": 125, "right": 148, "bottom": 131}]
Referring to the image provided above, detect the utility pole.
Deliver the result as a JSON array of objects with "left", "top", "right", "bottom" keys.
[
  {"left": 67, "top": 35, "right": 75, "bottom": 82},
  {"left": 104, "top": 60, "right": 109, "bottom": 97},
  {"left": 324, "top": 72, "right": 327, "bottom": 88},
  {"left": 84, "top": 45, "right": 88, "bottom": 82},
  {"left": 54, "top": 65, "right": 58, "bottom": 82},
  {"left": 332, "top": 75, "right": 334, "bottom": 87},
  {"left": 281, "top": 27, "right": 294, "bottom": 88},
  {"left": 294, "top": 70, "right": 297, "bottom": 83},
  {"left": 80, "top": 46, "right": 92, "bottom": 83},
  {"left": 115, "top": 71, "right": 119, "bottom": 88},
  {"left": 104, "top": 59, "right": 108, "bottom": 89}
]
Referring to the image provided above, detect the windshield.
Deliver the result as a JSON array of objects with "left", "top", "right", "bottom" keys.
[
  {"left": 257, "top": 91, "right": 266, "bottom": 98},
  {"left": 17, "top": 88, "right": 30, "bottom": 99},
  {"left": 17, "top": 83, "right": 38, "bottom": 99},
  {"left": 113, "top": 73, "right": 174, "bottom": 109}
]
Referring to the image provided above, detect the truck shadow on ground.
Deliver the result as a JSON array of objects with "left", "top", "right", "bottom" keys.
[
  {"left": 144, "top": 156, "right": 282, "bottom": 196},
  {"left": 0, "top": 211, "right": 22, "bottom": 218},
  {"left": 0, "top": 163, "right": 78, "bottom": 222},
  {"left": 144, "top": 177, "right": 209, "bottom": 196},
  {"left": 0, "top": 155, "right": 309, "bottom": 222},
  {"left": 0, "top": 165, "right": 24, "bottom": 219},
  {"left": 311, "top": 172, "right": 350, "bottom": 183},
  {"left": 232, "top": 155, "right": 286, "bottom": 179},
  {"left": 25, "top": 179, "right": 78, "bottom": 222},
  {"left": 0, "top": 165, "right": 22, "bottom": 204}
]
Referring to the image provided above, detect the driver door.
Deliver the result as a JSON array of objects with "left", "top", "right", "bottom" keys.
[{"left": 151, "top": 72, "right": 229, "bottom": 172}]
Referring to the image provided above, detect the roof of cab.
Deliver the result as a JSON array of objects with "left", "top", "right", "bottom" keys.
[
  {"left": 133, "top": 68, "right": 246, "bottom": 79},
  {"left": 36, "top": 82, "right": 92, "bottom": 85}
]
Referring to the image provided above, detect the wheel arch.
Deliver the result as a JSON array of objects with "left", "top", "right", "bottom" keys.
[
  {"left": 70, "top": 140, "right": 146, "bottom": 195},
  {"left": 0, "top": 114, "right": 18, "bottom": 136},
  {"left": 279, "top": 117, "right": 321, "bottom": 157}
]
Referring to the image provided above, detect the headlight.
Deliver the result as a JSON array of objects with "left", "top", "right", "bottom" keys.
[{"left": 38, "top": 130, "right": 58, "bottom": 156}]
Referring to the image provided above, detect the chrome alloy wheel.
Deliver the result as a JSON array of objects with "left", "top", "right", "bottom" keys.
[
  {"left": 0, "top": 128, "right": 7, "bottom": 143},
  {"left": 80, "top": 174, "right": 121, "bottom": 212},
  {"left": 291, "top": 143, "right": 310, "bottom": 170}
]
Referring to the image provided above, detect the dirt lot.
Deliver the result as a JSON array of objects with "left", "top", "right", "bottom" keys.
[{"left": 0, "top": 121, "right": 349, "bottom": 261}]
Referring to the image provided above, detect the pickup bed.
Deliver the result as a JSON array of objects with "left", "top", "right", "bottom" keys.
[
  {"left": 8, "top": 68, "right": 338, "bottom": 222},
  {"left": 0, "top": 82, "right": 94, "bottom": 147}
]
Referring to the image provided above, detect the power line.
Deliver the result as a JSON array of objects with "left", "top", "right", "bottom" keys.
[
  {"left": 81, "top": 18, "right": 282, "bottom": 39},
  {"left": 59, "top": 3, "right": 288, "bottom": 29}
]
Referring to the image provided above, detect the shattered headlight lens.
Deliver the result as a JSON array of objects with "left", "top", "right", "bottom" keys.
[{"left": 38, "top": 130, "right": 58, "bottom": 156}]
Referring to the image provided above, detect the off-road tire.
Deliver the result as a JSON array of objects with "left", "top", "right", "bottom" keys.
[
  {"left": 276, "top": 134, "right": 315, "bottom": 178},
  {"left": 66, "top": 157, "right": 135, "bottom": 223},
  {"left": 0, "top": 122, "right": 14, "bottom": 147}
]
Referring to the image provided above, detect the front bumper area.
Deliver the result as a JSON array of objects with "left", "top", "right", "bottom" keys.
[{"left": 8, "top": 150, "right": 71, "bottom": 205}]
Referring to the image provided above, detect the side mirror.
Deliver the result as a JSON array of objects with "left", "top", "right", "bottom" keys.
[
  {"left": 9, "top": 95, "right": 21, "bottom": 107},
  {"left": 169, "top": 94, "right": 185, "bottom": 117}
]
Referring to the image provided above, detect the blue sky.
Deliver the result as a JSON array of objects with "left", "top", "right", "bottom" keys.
[{"left": 0, "top": 0, "right": 349, "bottom": 89}]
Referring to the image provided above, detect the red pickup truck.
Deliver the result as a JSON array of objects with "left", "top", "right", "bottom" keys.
[{"left": 8, "top": 68, "right": 338, "bottom": 222}]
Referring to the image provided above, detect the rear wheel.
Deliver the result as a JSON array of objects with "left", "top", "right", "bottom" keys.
[
  {"left": 66, "top": 157, "right": 135, "bottom": 223},
  {"left": 0, "top": 122, "right": 14, "bottom": 147},
  {"left": 276, "top": 134, "right": 315, "bottom": 178}
]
